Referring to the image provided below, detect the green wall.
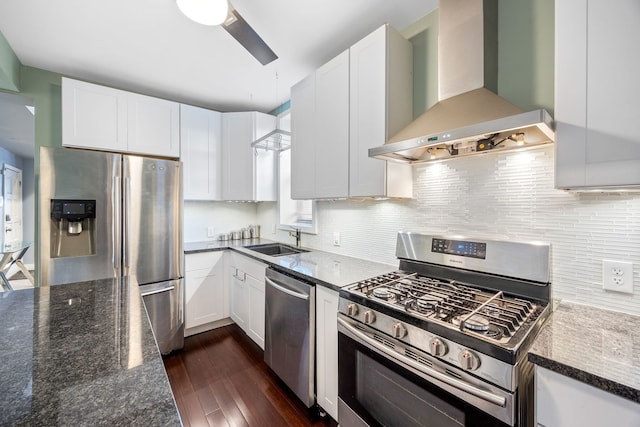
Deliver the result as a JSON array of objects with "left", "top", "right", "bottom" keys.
[
  {"left": 498, "top": 0, "right": 555, "bottom": 116},
  {"left": 402, "top": 10, "right": 440, "bottom": 119},
  {"left": 402, "top": 0, "right": 554, "bottom": 117},
  {"left": 0, "top": 31, "right": 20, "bottom": 92}
]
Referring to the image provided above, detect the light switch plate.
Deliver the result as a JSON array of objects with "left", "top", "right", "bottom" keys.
[{"left": 333, "top": 232, "right": 341, "bottom": 246}]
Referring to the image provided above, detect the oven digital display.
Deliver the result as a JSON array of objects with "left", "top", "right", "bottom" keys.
[{"left": 431, "top": 238, "right": 487, "bottom": 259}]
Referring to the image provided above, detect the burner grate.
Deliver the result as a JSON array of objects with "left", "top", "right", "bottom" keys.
[{"left": 350, "top": 271, "right": 540, "bottom": 344}]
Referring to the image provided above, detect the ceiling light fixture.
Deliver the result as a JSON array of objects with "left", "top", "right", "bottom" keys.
[{"left": 176, "top": 0, "right": 228, "bottom": 26}]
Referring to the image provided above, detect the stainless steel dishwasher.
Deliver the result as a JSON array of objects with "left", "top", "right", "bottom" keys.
[{"left": 264, "top": 267, "right": 315, "bottom": 407}]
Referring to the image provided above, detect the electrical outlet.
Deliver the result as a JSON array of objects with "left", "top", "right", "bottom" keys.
[
  {"left": 207, "top": 227, "right": 215, "bottom": 238},
  {"left": 603, "top": 259, "right": 634, "bottom": 294},
  {"left": 333, "top": 232, "right": 341, "bottom": 246}
]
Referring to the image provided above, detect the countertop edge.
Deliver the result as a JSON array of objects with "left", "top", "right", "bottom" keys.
[{"left": 184, "top": 240, "right": 395, "bottom": 292}]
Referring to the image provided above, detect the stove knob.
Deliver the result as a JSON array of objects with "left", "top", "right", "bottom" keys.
[
  {"left": 346, "top": 303, "right": 359, "bottom": 317},
  {"left": 458, "top": 350, "right": 481, "bottom": 371},
  {"left": 392, "top": 323, "right": 407, "bottom": 339},
  {"left": 429, "top": 338, "right": 448, "bottom": 357},
  {"left": 363, "top": 310, "right": 376, "bottom": 324}
]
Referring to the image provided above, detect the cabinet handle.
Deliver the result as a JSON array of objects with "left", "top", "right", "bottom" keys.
[{"left": 232, "top": 268, "right": 246, "bottom": 281}]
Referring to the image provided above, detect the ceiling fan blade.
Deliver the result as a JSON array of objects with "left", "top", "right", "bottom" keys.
[{"left": 222, "top": 8, "right": 278, "bottom": 65}]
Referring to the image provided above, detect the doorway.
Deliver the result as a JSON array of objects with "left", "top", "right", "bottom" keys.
[{"left": 0, "top": 92, "right": 35, "bottom": 289}]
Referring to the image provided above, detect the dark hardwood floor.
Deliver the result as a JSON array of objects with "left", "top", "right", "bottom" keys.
[{"left": 164, "top": 325, "right": 337, "bottom": 427}]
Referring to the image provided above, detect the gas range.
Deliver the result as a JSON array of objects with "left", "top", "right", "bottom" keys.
[
  {"left": 337, "top": 232, "right": 551, "bottom": 426},
  {"left": 341, "top": 270, "right": 548, "bottom": 363}
]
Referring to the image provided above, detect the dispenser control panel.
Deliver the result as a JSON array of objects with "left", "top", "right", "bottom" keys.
[{"left": 51, "top": 199, "right": 96, "bottom": 221}]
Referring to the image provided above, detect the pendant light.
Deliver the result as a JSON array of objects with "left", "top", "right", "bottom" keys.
[{"left": 176, "top": 0, "right": 229, "bottom": 26}]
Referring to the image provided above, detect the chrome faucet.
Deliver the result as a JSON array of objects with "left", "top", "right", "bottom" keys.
[{"left": 289, "top": 228, "right": 301, "bottom": 248}]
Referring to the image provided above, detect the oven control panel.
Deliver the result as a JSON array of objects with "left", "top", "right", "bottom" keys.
[{"left": 431, "top": 238, "right": 487, "bottom": 259}]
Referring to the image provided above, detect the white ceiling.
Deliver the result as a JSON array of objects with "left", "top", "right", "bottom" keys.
[{"left": 0, "top": 0, "right": 437, "bottom": 113}]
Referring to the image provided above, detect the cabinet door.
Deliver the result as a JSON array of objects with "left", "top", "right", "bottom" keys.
[
  {"left": 254, "top": 112, "right": 277, "bottom": 202},
  {"left": 316, "top": 286, "right": 339, "bottom": 420},
  {"left": 246, "top": 273, "right": 265, "bottom": 349},
  {"left": 536, "top": 366, "right": 640, "bottom": 426},
  {"left": 61, "top": 77, "right": 128, "bottom": 152},
  {"left": 127, "top": 92, "right": 180, "bottom": 158},
  {"left": 555, "top": 0, "right": 640, "bottom": 188},
  {"left": 184, "top": 252, "right": 225, "bottom": 330},
  {"left": 291, "top": 74, "right": 317, "bottom": 199},
  {"left": 315, "top": 50, "right": 350, "bottom": 198},
  {"left": 229, "top": 266, "right": 247, "bottom": 330},
  {"left": 222, "top": 112, "right": 255, "bottom": 200},
  {"left": 349, "top": 25, "right": 412, "bottom": 198},
  {"left": 181, "top": 104, "right": 222, "bottom": 200}
]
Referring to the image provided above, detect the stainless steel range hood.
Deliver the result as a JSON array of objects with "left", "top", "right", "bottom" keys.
[{"left": 369, "top": 0, "right": 555, "bottom": 163}]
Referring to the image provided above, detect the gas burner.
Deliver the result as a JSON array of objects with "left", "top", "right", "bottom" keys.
[
  {"left": 452, "top": 314, "right": 491, "bottom": 332},
  {"left": 371, "top": 287, "right": 393, "bottom": 300},
  {"left": 481, "top": 303, "right": 502, "bottom": 317},
  {"left": 395, "top": 279, "right": 413, "bottom": 292},
  {"left": 485, "top": 324, "right": 504, "bottom": 340},
  {"left": 415, "top": 297, "right": 438, "bottom": 312},
  {"left": 464, "top": 315, "right": 490, "bottom": 331}
]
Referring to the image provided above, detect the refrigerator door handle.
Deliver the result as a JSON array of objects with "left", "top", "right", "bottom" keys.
[
  {"left": 141, "top": 284, "right": 175, "bottom": 297},
  {"left": 124, "top": 176, "right": 131, "bottom": 272},
  {"left": 113, "top": 176, "right": 121, "bottom": 275}
]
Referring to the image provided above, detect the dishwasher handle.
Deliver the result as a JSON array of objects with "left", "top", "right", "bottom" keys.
[{"left": 266, "top": 277, "right": 309, "bottom": 300}]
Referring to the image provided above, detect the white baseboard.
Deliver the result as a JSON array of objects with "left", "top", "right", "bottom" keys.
[{"left": 184, "top": 317, "right": 234, "bottom": 337}]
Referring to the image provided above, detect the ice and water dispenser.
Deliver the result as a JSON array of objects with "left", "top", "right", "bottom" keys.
[{"left": 50, "top": 199, "right": 96, "bottom": 258}]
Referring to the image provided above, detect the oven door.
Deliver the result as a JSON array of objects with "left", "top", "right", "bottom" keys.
[{"left": 337, "top": 315, "right": 514, "bottom": 427}]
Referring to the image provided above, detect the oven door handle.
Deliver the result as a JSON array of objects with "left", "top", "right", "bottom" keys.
[{"left": 337, "top": 317, "right": 507, "bottom": 408}]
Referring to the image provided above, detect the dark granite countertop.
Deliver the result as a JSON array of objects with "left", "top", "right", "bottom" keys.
[
  {"left": 184, "top": 239, "right": 396, "bottom": 291},
  {"left": 0, "top": 278, "right": 182, "bottom": 426},
  {"left": 528, "top": 301, "right": 640, "bottom": 403}
]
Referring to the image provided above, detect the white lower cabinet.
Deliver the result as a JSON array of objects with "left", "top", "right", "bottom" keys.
[
  {"left": 535, "top": 366, "right": 640, "bottom": 427},
  {"left": 229, "top": 265, "right": 248, "bottom": 331},
  {"left": 228, "top": 252, "right": 267, "bottom": 349},
  {"left": 246, "top": 274, "right": 265, "bottom": 348},
  {"left": 184, "top": 252, "right": 227, "bottom": 336},
  {"left": 316, "top": 286, "right": 339, "bottom": 420}
]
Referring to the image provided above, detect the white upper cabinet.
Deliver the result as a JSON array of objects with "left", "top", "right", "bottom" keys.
[
  {"left": 62, "top": 77, "right": 128, "bottom": 152},
  {"left": 555, "top": 0, "right": 640, "bottom": 189},
  {"left": 127, "top": 92, "right": 180, "bottom": 158},
  {"left": 290, "top": 24, "right": 413, "bottom": 200},
  {"left": 290, "top": 74, "right": 317, "bottom": 199},
  {"left": 221, "top": 111, "right": 277, "bottom": 201},
  {"left": 62, "top": 77, "right": 180, "bottom": 158},
  {"left": 180, "top": 104, "right": 222, "bottom": 200},
  {"left": 349, "top": 24, "right": 413, "bottom": 198},
  {"left": 291, "top": 50, "right": 350, "bottom": 199}
]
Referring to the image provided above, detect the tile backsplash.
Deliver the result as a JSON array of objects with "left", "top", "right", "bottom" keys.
[{"left": 258, "top": 145, "right": 640, "bottom": 315}]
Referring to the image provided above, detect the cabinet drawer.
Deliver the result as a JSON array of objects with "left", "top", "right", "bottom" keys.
[
  {"left": 186, "top": 251, "right": 224, "bottom": 273},
  {"left": 231, "top": 252, "right": 268, "bottom": 280}
]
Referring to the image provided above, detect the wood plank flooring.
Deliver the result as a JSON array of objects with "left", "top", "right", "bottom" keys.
[{"left": 164, "top": 325, "right": 337, "bottom": 427}]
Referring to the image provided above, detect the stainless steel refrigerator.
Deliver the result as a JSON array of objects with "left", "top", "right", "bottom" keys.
[{"left": 39, "top": 147, "right": 184, "bottom": 354}]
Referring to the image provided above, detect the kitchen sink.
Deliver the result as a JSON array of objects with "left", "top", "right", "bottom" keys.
[{"left": 245, "top": 243, "right": 309, "bottom": 257}]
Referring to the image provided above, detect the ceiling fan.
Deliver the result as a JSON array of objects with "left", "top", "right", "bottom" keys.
[{"left": 176, "top": 0, "right": 278, "bottom": 65}]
